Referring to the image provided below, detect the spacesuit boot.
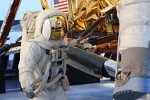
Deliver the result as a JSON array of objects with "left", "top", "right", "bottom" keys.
[
  {"left": 19, "top": 9, "right": 69, "bottom": 100},
  {"left": 113, "top": 0, "right": 150, "bottom": 100}
]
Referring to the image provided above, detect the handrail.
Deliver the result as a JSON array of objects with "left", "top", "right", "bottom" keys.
[
  {"left": 40, "top": 0, "right": 50, "bottom": 9},
  {"left": 0, "top": 0, "right": 22, "bottom": 47}
]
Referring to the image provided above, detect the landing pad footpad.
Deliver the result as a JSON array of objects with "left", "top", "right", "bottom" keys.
[{"left": 113, "top": 90, "right": 146, "bottom": 100}]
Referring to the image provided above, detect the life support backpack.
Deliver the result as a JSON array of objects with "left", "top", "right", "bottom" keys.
[{"left": 20, "top": 11, "right": 40, "bottom": 45}]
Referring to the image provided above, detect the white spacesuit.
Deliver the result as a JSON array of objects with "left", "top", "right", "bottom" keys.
[
  {"left": 18, "top": 9, "right": 70, "bottom": 100},
  {"left": 114, "top": 0, "right": 150, "bottom": 99}
]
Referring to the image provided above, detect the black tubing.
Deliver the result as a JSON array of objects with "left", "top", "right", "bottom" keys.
[{"left": 67, "top": 47, "right": 109, "bottom": 75}]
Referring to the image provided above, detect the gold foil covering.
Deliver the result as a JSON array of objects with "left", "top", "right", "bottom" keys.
[{"left": 68, "top": 0, "right": 118, "bottom": 34}]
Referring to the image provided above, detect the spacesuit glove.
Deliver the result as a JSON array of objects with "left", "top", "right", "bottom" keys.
[
  {"left": 78, "top": 42, "right": 93, "bottom": 49},
  {"left": 68, "top": 39, "right": 78, "bottom": 47},
  {"left": 24, "top": 86, "right": 35, "bottom": 99}
]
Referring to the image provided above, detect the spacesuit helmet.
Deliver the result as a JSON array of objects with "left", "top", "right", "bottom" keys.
[{"left": 42, "top": 15, "right": 67, "bottom": 40}]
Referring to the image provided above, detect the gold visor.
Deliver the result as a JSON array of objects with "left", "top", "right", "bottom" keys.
[{"left": 49, "top": 16, "right": 67, "bottom": 40}]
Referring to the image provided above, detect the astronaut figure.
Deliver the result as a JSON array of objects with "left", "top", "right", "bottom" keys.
[
  {"left": 113, "top": 0, "right": 150, "bottom": 100},
  {"left": 18, "top": 9, "right": 70, "bottom": 100}
]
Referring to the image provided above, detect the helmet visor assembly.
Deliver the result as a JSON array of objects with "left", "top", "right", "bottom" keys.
[{"left": 49, "top": 16, "right": 67, "bottom": 40}]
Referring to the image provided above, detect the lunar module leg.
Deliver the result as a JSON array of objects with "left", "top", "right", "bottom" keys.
[{"left": 113, "top": 0, "right": 150, "bottom": 100}]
